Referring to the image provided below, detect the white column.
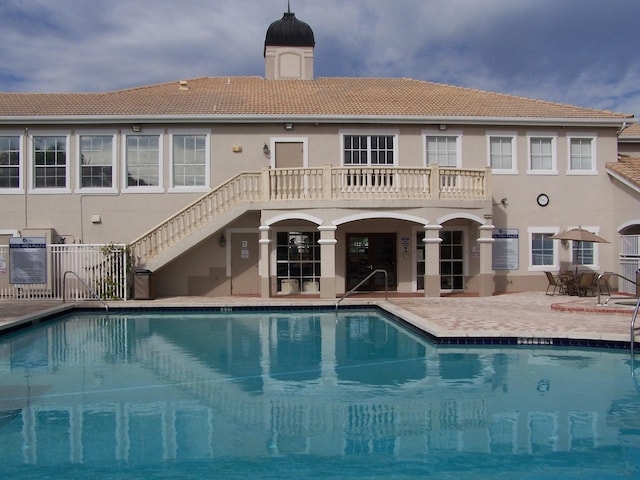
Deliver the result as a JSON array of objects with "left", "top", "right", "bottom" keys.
[
  {"left": 318, "top": 225, "right": 337, "bottom": 299},
  {"left": 259, "top": 225, "right": 271, "bottom": 298},
  {"left": 477, "top": 224, "right": 495, "bottom": 297},
  {"left": 423, "top": 224, "right": 442, "bottom": 297}
]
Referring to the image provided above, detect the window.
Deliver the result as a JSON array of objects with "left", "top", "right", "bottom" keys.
[
  {"left": 426, "top": 135, "right": 459, "bottom": 167},
  {"left": 528, "top": 228, "right": 559, "bottom": 270},
  {"left": 276, "top": 231, "right": 320, "bottom": 293},
  {"left": 171, "top": 133, "right": 208, "bottom": 189},
  {"left": 488, "top": 134, "right": 517, "bottom": 173},
  {"left": 568, "top": 136, "right": 596, "bottom": 173},
  {"left": 79, "top": 135, "right": 114, "bottom": 189},
  {"left": 571, "top": 226, "right": 600, "bottom": 268},
  {"left": 527, "top": 134, "right": 557, "bottom": 174},
  {"left": 343, "top": 134, "right": 395, "bottom": 166},
  {"left": 125, "top": 134, "right": 161, "bottom": 189},
  {"left": 33, "top": 135, "right": 68, "bottom": 189},
  {"left": 0, "top": 136, "right": 21, "bottom": 189}
]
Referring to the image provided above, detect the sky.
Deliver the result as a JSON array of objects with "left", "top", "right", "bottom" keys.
[{"left": 1, "top": 0, "right": 639, "bottom": 117}]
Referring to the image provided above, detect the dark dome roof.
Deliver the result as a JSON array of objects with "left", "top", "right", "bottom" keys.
[{"left": 264, "top": 12, "right": 315, "bottom": 54}]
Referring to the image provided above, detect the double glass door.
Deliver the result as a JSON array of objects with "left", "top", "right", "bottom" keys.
[{"left": 346, "top": 234, "right": 397, "bottom": 291}]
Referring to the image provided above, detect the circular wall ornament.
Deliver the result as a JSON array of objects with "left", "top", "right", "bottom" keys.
[{"left": 537, "top": 193, "right": 549, "bottom": 207}]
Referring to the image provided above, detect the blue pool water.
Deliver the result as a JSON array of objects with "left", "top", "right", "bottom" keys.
[{"left": 0, "top": 308, "right": 639, "bottom": 479}]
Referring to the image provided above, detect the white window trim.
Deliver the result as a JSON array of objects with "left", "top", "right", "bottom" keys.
[
  {"left": 339, "top": 129, "right": 399, "bottom": 167},
  {"left": 422, "top": 129, "right": 463, "bottom": 168},
  {"left": 566, "top": 133, "right": 597, "bottom": 176},
  {"left": 269, "top": 136, "right": 309, "bottom": 169},
  {"left": 486, "top": 131, "right": 518, "bottom": 174},
  {"left": 76, "top": 129, "right": 118, "bottom": 193},
  {"left": 28, "top": 130, "right": 71, "bottom": 194},
  {"left": 0, "top": 130, "right": 25, "bottom": 194},
  {"left": 526, "top": 132, "right": 558, "bottom": 175},
  {"left": 168, "top": 128, "right": 211, "bottom": 192},
  {"left": 122, "top": 129, "right": 164, "bottom": 193},
  {"left": 527, "top": 226, "right": 560, "bottom": 271},
  {"left": 568, "top": 225, "right": 601, "bottom": 270}
]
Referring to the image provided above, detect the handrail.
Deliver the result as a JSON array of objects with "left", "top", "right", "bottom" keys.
[
  {"left": 63, "top": 270, "right": 109, "bottom": 312},
  {"left": 336, "top": 269, "right": 388, "bottom": 310},
  {"left": 597, "top": 271, "right": 638, "bottom": 306},
  {"left": 631, "top": 296, "right": 640, "bottom": 357}
]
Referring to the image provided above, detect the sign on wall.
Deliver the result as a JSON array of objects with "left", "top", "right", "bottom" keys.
[
  {"left": 492, "top": 228, "right": 519, "bottom": 270},
  {"left": 9, "top": 237, "right": 47, "bottom": 284}
]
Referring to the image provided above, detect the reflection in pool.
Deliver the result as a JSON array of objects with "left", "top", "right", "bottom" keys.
[{"left": 0, "top": 308, "right": 639, "bottom": 479}]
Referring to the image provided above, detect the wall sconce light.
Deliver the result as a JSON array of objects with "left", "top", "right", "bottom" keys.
[
  {"left": 439, "top": 124, "right": 447, "bottom": 131},
  {"left": 219, "top": 233, "right": 226, "bottom": 248},
  {"left": 132, "top": 125, "right": 142, "bottom": 132},
  {"left": 285, "top": 123, "right": 293, "bottom": 130},
  {"left": 500, "top": 197, "right": 508, "bottom": 207},
  {"left": 263, "top": 143, "right": 270, "bottom": 156}
]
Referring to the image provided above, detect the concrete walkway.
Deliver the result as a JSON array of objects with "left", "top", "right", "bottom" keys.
[{"left": 0, "top": 292, "right": 637, "bottom": 345}]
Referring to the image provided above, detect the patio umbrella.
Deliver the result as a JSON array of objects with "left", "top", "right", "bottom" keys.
[{"left": 551, "top": 227, "right": 610, "bottom": 277}]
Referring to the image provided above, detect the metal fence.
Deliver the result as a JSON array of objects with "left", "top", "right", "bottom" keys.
[
  {"left": 620, "top": 235, "right": 640, "bottom": 295},
  {"left": 0, "top": 244, "right": 129, "bottom": 301}
]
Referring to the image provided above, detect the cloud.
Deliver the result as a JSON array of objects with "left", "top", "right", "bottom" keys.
[{"left": 0, "top": 0, "right": 638, "bottom": 116}]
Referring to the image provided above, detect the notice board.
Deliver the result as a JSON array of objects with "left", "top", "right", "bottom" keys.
[
  {"left": 492, "top": 228, "right": 519, "bottom": 270},
  {"left": 9, "top": 237, "right": 47, "bottom": 284}
]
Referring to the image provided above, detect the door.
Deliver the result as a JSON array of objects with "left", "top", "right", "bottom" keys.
[
  {"left": 346, "top": 234, "right": 397, "bottom": 291},
  {"left": 440, "top": 230, "right": 464, "bottom": 291},
  {"left": 275, "top": 142, "right": 303, "bottom": 168},
  {"left": 231, "top": 233, "right": 259, "bottom": 295}
]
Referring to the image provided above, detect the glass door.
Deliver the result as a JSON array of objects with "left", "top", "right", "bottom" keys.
[{"left": 346, "top": 234, "right": 397, "bottom": 291}]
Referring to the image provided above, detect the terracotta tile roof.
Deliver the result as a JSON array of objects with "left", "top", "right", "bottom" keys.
[
  {"left": 619, "top": 122, "right": 640, "bottom": 138},
  {"left": 0, "top": 77, "right": 633, "bottom": 121},
  {"left": 607, "top": 155, "right": 640, "bottom": 188}
]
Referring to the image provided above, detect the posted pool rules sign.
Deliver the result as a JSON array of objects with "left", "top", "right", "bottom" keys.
[{"left": 9, "top": 237, "right": 47, "bottom": 284}]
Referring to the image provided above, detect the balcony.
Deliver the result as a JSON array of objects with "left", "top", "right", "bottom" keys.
[{"left": 131, "top": 165, "right": 491, "bottom": 268}]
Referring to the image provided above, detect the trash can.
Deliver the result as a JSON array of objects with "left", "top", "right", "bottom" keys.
[{"left": 134, "top": 269, "right": 156, "bottom": 300}]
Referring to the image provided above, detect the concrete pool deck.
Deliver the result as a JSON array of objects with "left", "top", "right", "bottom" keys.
[{"left": 0, "top": 292, "right": 637, "bottom": 345}]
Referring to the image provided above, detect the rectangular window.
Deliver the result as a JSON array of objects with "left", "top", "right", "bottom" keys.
[
  {"left": 172, "top": 134, "right": 207, "bottom": 187},
  {"left": 528, "top": 135, "right": 556, "bottom": 173},
  {"left": 80, "top": 135, "right": 114, "bottom": 189},
  {"left": 0, "top": 136, "right": 20, "bottom": 189},
  {"left": 126, "top": 135, "right": 160, "bottom": 188},
  {"left": 489, "top": 136, "right": 515, "bottom": 171},
  {"left": 343, "top": 134, "right": 395, "bottom": 166},
  {"left": 569, "top": 137, "right": 594, "bottom": 171},
  {"left": 573, "top": 241, "right": 594, "bottom": 266},
  {"left": 33, "top": 135, "right": 67, "bottom": 189},
  {"left": 426, "top": 135, "right": 458, "bottom": 167},
  {"left": 531, "top": 232, "right": 555, "bottom": 267}
]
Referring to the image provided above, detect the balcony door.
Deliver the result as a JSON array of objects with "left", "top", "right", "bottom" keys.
[{"left": 346, "top": 234, "right": 397, "bottom": 292}]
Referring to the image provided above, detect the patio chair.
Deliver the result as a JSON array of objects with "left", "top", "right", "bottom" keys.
[
  {"left": 545, "top": 271, "right": 567, "bottom": 296},
  {"left": 576, "top": 272, "right": 596, "bottom": 297}
]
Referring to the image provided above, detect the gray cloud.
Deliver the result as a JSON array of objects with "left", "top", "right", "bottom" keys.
[{"left": 0, "top": 0, "right": 638, "bottom": 116}]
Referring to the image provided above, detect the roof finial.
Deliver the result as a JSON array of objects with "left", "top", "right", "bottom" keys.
[{"left": 287, "top": 0, "right": 291, "bottom": 14}]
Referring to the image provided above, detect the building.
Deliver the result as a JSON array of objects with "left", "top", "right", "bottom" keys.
[{"left": 0, "top": 8, "right": 638, "bottom": 299}]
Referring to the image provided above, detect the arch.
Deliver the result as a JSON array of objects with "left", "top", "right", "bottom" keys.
[
  {"left": 617, "top": 219, "right": 640, "bottom": 235},
  {"left": 333, "top": 212, "right": 429, "bottom": 227},
  {"left": 437, "top": 212, "right": 487, "bottom": 225},
  {"left": 265, "top": 212, "right": 323, "bottom": 227}
]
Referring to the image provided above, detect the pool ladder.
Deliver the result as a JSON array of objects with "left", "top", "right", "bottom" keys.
[
  {"left": 336, "top": 269, "right": 388, "bottom": 310},
  {"left": 63, "top": 270, "right": 109, "bottom": 312}
]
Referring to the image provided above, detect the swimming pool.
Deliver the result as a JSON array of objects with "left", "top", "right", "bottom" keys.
[{"left": 0, "top": 307, "right": 638, "bottom": 479}]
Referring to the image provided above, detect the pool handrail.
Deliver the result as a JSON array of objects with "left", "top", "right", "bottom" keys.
[
  {"left": 63, "top": 270, "right": 109, "bottom": 312},
  {"left": 596, "top": 271, "right": 638, "bottom": 306},
  {"left": 336, "top": 269, "right": 388, "bottom": 310}
]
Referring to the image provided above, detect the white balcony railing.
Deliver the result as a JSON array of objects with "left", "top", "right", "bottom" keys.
[{"left": 130, "top": 165, "right": 490, "bottom": 266}]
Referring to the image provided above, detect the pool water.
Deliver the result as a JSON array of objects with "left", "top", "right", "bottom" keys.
[{"left": 0, "top": 308, "right": 639, "bottom": 479}]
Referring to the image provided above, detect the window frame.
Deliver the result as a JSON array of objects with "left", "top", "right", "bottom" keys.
[
  {"left": 423, "top": 130, "right": 463, "bottom": 168},
  {"left": 169, "top": 129, "right": 210, "bottom": 192},
  {"left": 566, "top": 133, "right": 597, "bottom": 175},
  {"left": 340, "top": 129, "right": 399, "bottom": 167},
  {"left": 569, "top": 225, "right": 601, "bottom": 270},
  {"left": 28, "top": 131, "right": 71, "bottom": 194},
  {"left": 528, "top": 226, "right": 560, "bottom": 271},
  {"left": 76, "top": 130, "right": 117, "bottom": 193},
  {"left": 486, "top": 131, "right": 518, "bottom": 174},
  {"left": 122, "top": 130, "right": 164, "bottom": 193},
  {"left": 0, "top": 131, "right": 25, "bottom": 193},
  {"left": 526, "top": 132, "right": 557, "bottom": 175}
]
